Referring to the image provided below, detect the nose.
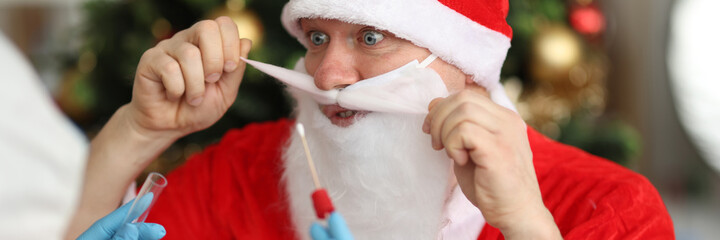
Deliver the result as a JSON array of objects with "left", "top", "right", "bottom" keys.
[{"left": 313, "top": 42, "right": 361, "bottom": 91}]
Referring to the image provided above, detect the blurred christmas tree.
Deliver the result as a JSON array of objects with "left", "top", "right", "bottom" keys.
[
  {"left": 503, "top": 0, "right": 640, "bottom": 166},
  {"left": 57, "top": 0, "right": 304, "bottom": 177},
  {"left": 57, "top": 0, "right": 640, "bottom": 178}
]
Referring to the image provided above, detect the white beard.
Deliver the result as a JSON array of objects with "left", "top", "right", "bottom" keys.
[{"left": 282, "top": 90, "right": 454, "bottom": 240}]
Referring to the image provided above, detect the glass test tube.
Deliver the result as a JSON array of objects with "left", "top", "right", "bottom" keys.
[{"left": 123, "top": 172, "right": 168, "bottom": 223}]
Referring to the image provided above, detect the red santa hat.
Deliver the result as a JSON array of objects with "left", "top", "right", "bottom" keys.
[{"left": 281, "top": 0, "right": 517, "bottom": 111}]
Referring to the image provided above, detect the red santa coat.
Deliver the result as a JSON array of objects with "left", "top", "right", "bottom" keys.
[{"left": 146, "top": 119, "right": 674, "bottom": 239}]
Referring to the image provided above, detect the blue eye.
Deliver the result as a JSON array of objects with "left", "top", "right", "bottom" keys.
[
  {"left": 362, "top": 31, "right": 384, "bottom": 46},
  {"left": 310, "top": 32, "right": 328, "bottom": 46}
]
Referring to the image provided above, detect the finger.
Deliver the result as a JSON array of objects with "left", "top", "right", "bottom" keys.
[
  {"left": 443, "top": 122, "right": 494, "bottom": 166},
  {"left": 453, "top": 161, "right": 478, "bottom": 207},
  {"left": 76, "top": 217, "right": 117, "bottom": 239},
  {"left": 191, "top": 20, "right": 224, "bottom": 83},
  {"left": 219, "top": 38, "right": 252, "bottom": 105},
  {"left": 310, "top": 222, "right": 331, "bottom": 240},
  {"left": 135, "top": 48, "right": 175, "bottom": 101},
  {"left": 151, "top": 54, "right": 185, "bottom": 101},
  {"left": 427, "top": 97, "right": 454, "bottom": 150},
  {"left": 428, "top": 90, "right": 497, "bottom": 149},
  {"left": 136, "top": 223, "right": 167, "bottom": 240},
  {"left": 215, "top": 16, "right": 241, "bottom": 72},
  {"left": 439, "top": 102, "right": 500, "bottom": 145},
  {"left": 465, "top": 82, "right": 491, "bottom": 97},
  {"left": 428, "top": 97, "right": 443, "bottom": 112},
  {"left": 125, "top": 193, "right": 155, "bottom": 223},
  {"left": 77, "top": 195, "right": 147, "bottom": 239},
  {"left": 422, "top": 97, "right": 444, "bottom": 133},
  {"left": 112, "top": 223, "right": 139, "bottom": 240},
  {"left": 328, "top": 212, "right": 354, "bottom": 240},
  {"left": 167, "top": 42, "right": 206, "bottom": 106}
]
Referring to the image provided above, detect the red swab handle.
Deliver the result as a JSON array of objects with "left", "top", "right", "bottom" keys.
[{"left": 312, "top": 189, "right": 335, "bottom": 219}]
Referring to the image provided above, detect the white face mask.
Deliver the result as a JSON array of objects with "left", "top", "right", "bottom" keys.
[{"left": 241, "top": 54, "right": 449, "bottom": 114}]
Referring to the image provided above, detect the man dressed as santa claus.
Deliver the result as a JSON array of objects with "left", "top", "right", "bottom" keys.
[{"left": 66, "top": 0, "right": 674, "bottom": 239}]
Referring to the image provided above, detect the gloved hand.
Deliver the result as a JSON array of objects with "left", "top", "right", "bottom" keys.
[
  {"left": 77, "top": 193, "right": 166, "bottom": 240},
  {"left": 309, "top": 212, "right": 354, "bottom": 240}
]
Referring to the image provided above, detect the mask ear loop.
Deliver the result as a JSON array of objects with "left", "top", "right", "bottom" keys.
[{"left": 418, "top": 54, "right": 437, "bottom": 68}]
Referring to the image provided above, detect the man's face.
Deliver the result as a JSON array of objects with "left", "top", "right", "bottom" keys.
[{"left": 300, "top": 18, "right": 469, "bottom": 127}]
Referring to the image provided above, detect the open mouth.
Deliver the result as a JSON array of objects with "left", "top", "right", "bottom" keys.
[{"left": 321, "top": 105, "right": 369, "bottom": 127}]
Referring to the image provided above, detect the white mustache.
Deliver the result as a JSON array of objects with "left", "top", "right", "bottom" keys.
[{"left": 241, "top": 57, "right": 449, "bottom": 114}]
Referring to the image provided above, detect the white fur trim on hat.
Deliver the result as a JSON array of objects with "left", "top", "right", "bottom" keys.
[{"left": 281, "top": 0, "right": 516, "bottom": 111}]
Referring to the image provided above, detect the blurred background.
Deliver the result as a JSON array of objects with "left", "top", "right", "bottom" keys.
[{"left": 1, "top": 0, "right": 717, "bottom": 238}]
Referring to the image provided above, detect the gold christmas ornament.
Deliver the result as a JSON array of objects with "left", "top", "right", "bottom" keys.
[
  {"left": 530, "top": 24, "right": 583, "bottom": 83},
  {"left": 207, "top": 0, "right": 264, "bottom": 49},
  {"left": 520, "top": 57, "right": 608, "bottom": 136}
]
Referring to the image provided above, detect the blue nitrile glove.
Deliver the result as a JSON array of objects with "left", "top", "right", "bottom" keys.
[
  {"left": 310, "top": 212, "right": 354, "bottom": 240},
  {"left": 77, "top": 193, "right": 166, "bottom": 240}
]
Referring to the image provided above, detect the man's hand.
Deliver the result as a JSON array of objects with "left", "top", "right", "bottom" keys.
[
  {"left": 77, "top": 194, "right": 165, "bottom": 240},
  {"left": 128, "top": 16, "right": 252, "bottom": 140},
  {"left": 422, "top": 84, "right": 561, "bottom": 239},
  {"left": 66, "top": 17, "right": 252, "bottom": 239}
]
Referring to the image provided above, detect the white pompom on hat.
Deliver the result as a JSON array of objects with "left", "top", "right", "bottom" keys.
[{"left": 281, "top": 0, "right": 517, "bottom": 111}]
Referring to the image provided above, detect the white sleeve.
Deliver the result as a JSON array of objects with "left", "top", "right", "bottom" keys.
[
  {"left": 0, "top": 32, "right": 88, "bottom": 240},
  {"left": 668, "top": 0, "right": 720, "bottom": 174}
]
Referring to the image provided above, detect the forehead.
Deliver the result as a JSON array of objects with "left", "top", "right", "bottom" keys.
[
  {"left": 299, "top": 18, "right": 393, "bottom": 36},
  {"left": 300, "top": 18, "right": 354, "bottom": 28}
]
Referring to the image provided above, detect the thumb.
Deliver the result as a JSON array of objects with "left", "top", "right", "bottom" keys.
[{"left": 123, "top": 192, "right": 155, "bottom": 223}]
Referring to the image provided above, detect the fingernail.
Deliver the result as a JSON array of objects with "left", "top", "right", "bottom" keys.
[
  {"left": 190, "top": 97, "right": 203, "bottom": 106},
  {"left": 150, "top": 224, "right": 166, "bottom": 238},
  {"left": 206, "top": 73, "right": 221, "bottom": 82},
  {"left": 154, "top": 224, "right": 166, "bottom": 234},
  {"left": 224, "top": 61, "right": 237, "bottom": 72},
  {"left": 422, "top": 121, "right": 429, "bottom": 133}
]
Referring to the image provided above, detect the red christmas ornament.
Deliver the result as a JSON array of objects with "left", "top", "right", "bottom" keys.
[{"left": 569, "top": 5, "right": 605, "bottom": 35}]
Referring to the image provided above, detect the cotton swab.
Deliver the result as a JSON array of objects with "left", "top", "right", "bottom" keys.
[
  {"left": 296, "top": 123, "right": 321, "bottom": 189},
  {"left": 296, "top": 123, "right": 335, "bottom": 219}
]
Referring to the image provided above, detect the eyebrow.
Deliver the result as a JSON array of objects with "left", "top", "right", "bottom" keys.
[
  {"left": 361, "top": 26, "right": 397, "bottom": 38},
  {"left": 299, "top": 18, "right": 324, "bottom": 32}
]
